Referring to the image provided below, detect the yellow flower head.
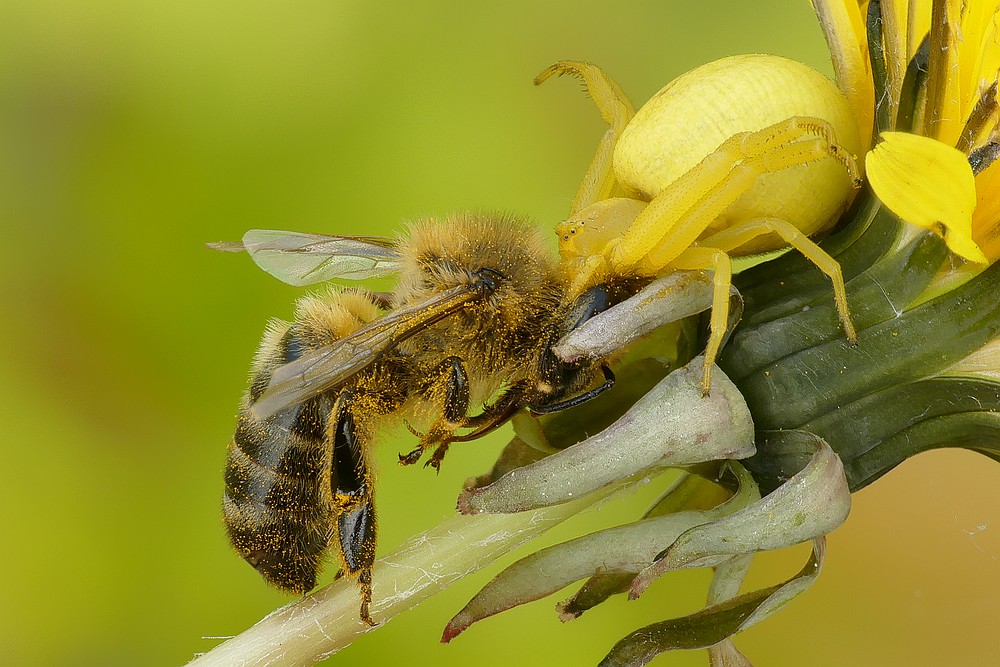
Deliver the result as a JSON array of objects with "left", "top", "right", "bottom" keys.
[{"left": 815, "top": 0, "right": 1000, "bottom": 262}]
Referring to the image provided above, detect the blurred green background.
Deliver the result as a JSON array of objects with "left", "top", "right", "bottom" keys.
[{"left": 2, "top": 1, "right": 999, "bottom": 665}]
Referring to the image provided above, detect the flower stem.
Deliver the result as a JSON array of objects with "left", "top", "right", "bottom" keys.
[{"left": 187, "top": 492, "right": 612, "bottom": 666}]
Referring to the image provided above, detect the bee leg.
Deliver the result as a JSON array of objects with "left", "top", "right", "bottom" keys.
[
  {"left": 424, "top": 443, "right": 450, "bottom": 472},
  {"left": 398, "top": 444, "right": 424, "bottom": 466},
  {"left": 337, "top": 499, "right": 376, "bottom": 625},
  {"left": 422, "top": 382, "right": 534, "bottom": 470},
  {"left": 329, "top": 391, "right": 378, "bottom": 626},
  {"left": 399, "top": 356, "right": 470, "bottom": 469},
  {"left": 447, "top": 382, "right": 530, "bottom": 444}
]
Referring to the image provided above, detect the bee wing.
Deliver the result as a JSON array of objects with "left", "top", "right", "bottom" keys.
[
  {"left": 208, "top": 229, "right": 401, "bottom": 285},
  {"left": 251, "top": 284, "right": 484, "bottom": 419}
]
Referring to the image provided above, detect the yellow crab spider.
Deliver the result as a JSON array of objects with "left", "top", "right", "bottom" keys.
[{"left": 538, "top": 55, "right": 864, "bottom": 392}]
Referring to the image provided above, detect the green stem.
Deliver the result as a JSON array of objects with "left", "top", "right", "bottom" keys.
[{"left": 187, "top": 493, "right": 609, "bottom": 667}]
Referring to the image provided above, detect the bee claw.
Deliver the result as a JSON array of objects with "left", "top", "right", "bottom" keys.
[
  {"left": 360, "top": 607, "right": 377, "bottom": 627},
  {"left": 398, "top": 448, "right": 423, "bottom": 466}
]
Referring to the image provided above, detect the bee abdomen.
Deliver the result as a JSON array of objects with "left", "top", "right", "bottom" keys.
[{"left": 223, "top": 394, "right": 333, "bottom": 593}]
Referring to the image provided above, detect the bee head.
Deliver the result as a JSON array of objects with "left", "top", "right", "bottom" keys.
[{"left": 530, "top": 284, "right": 614, "bottom": 413}]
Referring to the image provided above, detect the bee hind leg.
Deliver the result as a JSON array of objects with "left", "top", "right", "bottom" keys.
[
  {"left": 330, "top": 391, "right": 378, "bottom": 626},
  {"left": 336, "top": 499, "right": 377, "bottom": 625}
]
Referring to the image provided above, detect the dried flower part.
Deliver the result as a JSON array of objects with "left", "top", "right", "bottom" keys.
[
  {"left": 598, "top": 539, "right": 826, "bottom": 667},
  {"left": 458, "top": 359, "right": 754, "bottom": 514},
  {"left": 444, "top": 464, "right": 762, "bottom": 642},
  {"left": 630, "top": 437, "right": 848, "bottom": 595},
  {"left": 446, "top": 433, "right": 848, "bottom": 662},
  {"left": 553, "top": 271, "right": 716, "bottom": 362},
  {"left": 558, "top": 471, "right": 733, "bottom": 619},
  {"left": 442, "top": 511, "right": 732, "bottom": 643}
]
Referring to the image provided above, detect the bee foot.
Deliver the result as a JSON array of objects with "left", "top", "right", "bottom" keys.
[{"left": 424, "top": 443, "right": 450, "bottom": 473}]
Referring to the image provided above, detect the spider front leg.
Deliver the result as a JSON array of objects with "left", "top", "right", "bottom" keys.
[
  {"left": 667, "top": 240, "right": 844, "bottom": 395},
  {"left": 566, "top": 117, "right": 860, "bottom": 391},
  {"left": 675, "top": 215, "right": 860, "bottom": 394},
  {"left": 611, "top": 116, "right": 861, "bottom": 276},
  {"left": 536, "top": 60, "right": 637, "bottom": 213},
  {"left": 562, "top": 117, "right": 861, "bottom": 298}
]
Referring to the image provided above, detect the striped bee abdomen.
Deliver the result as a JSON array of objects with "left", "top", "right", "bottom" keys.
[{"left": 223, "top": 324, "right": 335, "bottom": 593}]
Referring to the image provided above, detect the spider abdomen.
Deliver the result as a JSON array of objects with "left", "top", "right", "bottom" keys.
[{"left": 615, "top": 54, "right": 863, "bottom": 245}]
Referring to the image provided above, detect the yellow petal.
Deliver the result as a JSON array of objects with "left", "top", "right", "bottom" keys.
[
  {"left": 881, "top": 0, "right": 908, "bottom": 123},
  {"left": 812, "top": 0, "right": 875, "bottom": 149},
  {"left": 923, "top": 0, "right": 964, "bottom": 144},
  {"left": 974, "top": 155, "right": 1000, "bottom": 260},
  {"left": 957, "top": 4, "right": 1000, "bottom": 113},
  {"left": 907, "top": 0, "right": 932, "bottom": 61},
  {"left": 866, "top": 131, "right": 988, "bottom": 262}
]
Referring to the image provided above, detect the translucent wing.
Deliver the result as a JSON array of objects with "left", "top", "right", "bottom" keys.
[
  {"left": 209, "top": 229, "right": 401, "bottom": 285},
  {"left": 251, "top": 284, "right": 485, "bottom": 419}
]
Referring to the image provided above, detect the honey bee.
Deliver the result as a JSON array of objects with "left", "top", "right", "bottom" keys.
[{"left": 216, "top": 212, "right": 617, "bottom": 625}]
